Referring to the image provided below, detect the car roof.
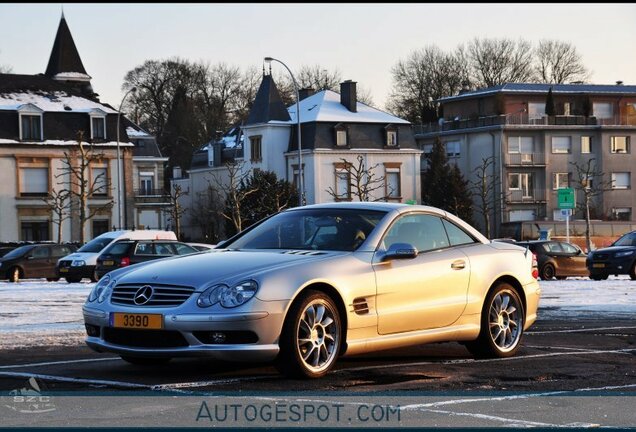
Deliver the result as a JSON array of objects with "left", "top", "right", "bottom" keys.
[{"left": 290, "top": 201, "right": 444, "bottom": 214}]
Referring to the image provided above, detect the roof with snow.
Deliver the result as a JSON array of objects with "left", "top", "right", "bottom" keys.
[
  {"left": 440, "top": 83, "right": 636, "bottom": 103},
  {"left": 285, "top": 90, "right": 410, "bottom": 125},
  {"left": 45, "top": 16, "right": 89, "bottom": 79}
]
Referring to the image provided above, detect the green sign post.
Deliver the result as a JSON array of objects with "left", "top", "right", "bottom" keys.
[{"left": 557, "top": 188, "right": 576, "bottom": 242}]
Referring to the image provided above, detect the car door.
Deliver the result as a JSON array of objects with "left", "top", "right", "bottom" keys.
[
  {"left": 373, "top": 213, "right": 470, "bottom": 335},
  {"left": 131, "top": 241, "right": 156, "bottom": 264},
  {"left": 25, "top": 245, "right": 51, "bottom": 278},
  {"left": 559, "top": 242, "right": 587, "bottom": 276}
]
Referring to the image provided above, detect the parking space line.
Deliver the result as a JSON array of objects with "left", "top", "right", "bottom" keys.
[
  {"left": 0, "top": 357, "right": 120, "bottom": 370},
  {"left": 0, "top": 371, "right": 152, "bottom": 390},
  {"left": 150, "top": 375, "right": 278, "bottom": 391},
  {"left": 527, "top": 326, "right": 636, "bottom": 335},
  {"left": 524, "top": 345, "right": 611, "bottom": 352}
]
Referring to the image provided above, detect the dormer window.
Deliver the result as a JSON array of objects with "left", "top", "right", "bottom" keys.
[
  {"left": 18, "top": 104, "right": 43, "bottom": 141},
  {"left": 385, "top": 124, "right": 398, "bottom": 147},
  {"left": 89, "top": 109, "right": 108, "bottom": 140},
  {"left": 334, "top": 123, "right": 348, "bottom": 147}
]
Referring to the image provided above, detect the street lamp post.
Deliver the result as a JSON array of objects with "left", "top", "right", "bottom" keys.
[
  {"left": 116, "top": 86, "right": 137, "bottom": 229},
  {"left": 264, "top": 57, "right": 304, "bottom": 206}
]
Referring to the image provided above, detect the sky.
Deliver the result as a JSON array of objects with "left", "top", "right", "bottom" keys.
[{"left": 1, "top": 3, "right": 636, "bottom": 110}]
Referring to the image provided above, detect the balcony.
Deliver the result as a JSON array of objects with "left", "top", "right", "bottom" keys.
[
  {"left": 414, "top": 113, "right": 636, "bottom": 135},
  {"left": 134, "top": 188, "right": 170, "bottom": 204},
  {"left": 506, "top": 189, "right": 547, "bottom": 203},
  {"left": 505, "top": 153, "right": 546, "bottom": 166}
]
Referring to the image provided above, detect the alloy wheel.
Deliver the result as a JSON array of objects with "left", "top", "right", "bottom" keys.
[
  {"left": 488, "top": 291, "right": 522, "bottom": 353},
  {"left": 296, "top": 299, "right": 339, "bottom": 374}
]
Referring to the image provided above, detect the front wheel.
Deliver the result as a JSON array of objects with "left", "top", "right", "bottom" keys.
[
  {"left": 90, "top": 271, "right": 99, "bottom": 283},
  {"left": 465, "top": 283, "right": 525, "bottom": 359},
  {"left": 65, "top": 277, "right": 82, "bottom": 283},
  {"left": 540, "top": 264, "right": 555, "bottom": 280},
  {"left": 9, "top": 267, "right": 21, "bottom": 283},
  {"left": 630, "top": 262, "right": 636, "bottom": 281},
  {"left": 590, "top": 273, "right": 608, "bottom": 281},
  {"left": 276, "top": 290, "right": 342, "bottom": 379},
  {"left": 46, "top": 277, "right": 60, "bottom": 282}
]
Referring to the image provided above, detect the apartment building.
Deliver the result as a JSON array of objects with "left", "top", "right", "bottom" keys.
[{"left": 415, "top": 83, "right": 636, "bottom": 237}]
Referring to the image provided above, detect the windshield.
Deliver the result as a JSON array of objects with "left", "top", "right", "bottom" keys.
[
  {"left": 225, "top": 208, "right": 387, "bottom": 252},
  {"left": 1, "top": 245, "right": 34, "bottom": 259},
  {"left": 613, "top": 232, "right": 636, "bottom": 247},
  {"left": 78, "top": 236, "right": 117, "bottom": 253}
]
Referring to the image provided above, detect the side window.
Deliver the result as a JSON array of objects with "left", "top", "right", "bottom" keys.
[
  {"left": 560, "top": 242, "right": 578, "bottom": 254},
  {"left": 32, "top": 246, "right": 50, "bottom": 259},
  {"left": 155, "top": 243, "right": 175, "bottom": 255},
  {"left": 174, "top": 243, "right": 196, "bottom": 255},
  {"left": 383, "top": 214, "right": 450, "bottom": 253},
  {"left": 442, "top": 219, "right": 476, "bottom": 246},
  {"left": 547, "top": 242, "right": 563, "bottom": 253},
  {"left": 134, "top": 242, "right": 154, "bottom": 256}
]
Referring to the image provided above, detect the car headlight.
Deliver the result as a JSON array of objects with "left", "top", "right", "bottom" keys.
[
  {"left": 196, "top": 280, "right": 259, "bottom": 308},
  {"left": 72, "top": 260, "right": 86, "bottom": 267},
  {"left": 88, "top": 274, "right": 113, "bottom": 303},
  {"left": 615, "top": 250, "right": 634, "bottom": 258}
]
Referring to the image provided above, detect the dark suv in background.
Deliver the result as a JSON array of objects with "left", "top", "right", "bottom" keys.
[
  {"left": 0, "top": 244, "right": 78, "bottom": 282},
  {"left": 516, "top": 240, "right": 588, "bottom": 280},
  {"left": 587, "top": 231, "right": 636, "bottom": 280},
  {"left": 95, "top": 240, "right": 198, "bottom": 278}
]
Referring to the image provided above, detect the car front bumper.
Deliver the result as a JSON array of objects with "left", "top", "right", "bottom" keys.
[
  {"left": 587, "top": 256, "right": 635, "bottom": 275},
  {"left": 82, "top": 300, "right": 288, "bottom": 362},
  {"left": 58, "top": 265, "right": 96, "bottom": 279}
]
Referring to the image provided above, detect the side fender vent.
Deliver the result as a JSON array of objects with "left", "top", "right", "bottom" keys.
[{"left": 352, "top": 297, "right": 369, "bottom": 315}]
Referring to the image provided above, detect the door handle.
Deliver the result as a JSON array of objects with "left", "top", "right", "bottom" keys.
[{"left": 451, "top": 260, "right": 466, "bottom": 270}]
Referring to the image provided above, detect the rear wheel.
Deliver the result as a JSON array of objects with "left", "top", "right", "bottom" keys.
[
  {"left": 276, "top": 290, "right": 342, "bottom": 379},
  {"left": 590, "top": 273, "right": 608, "bottom": 281},
  {"left": 629, "top": 262, "right": 636, "bottom": 281},
  {"left": 120, "top": 356, "right": 172, "bottom": 366},
  {"left": 540, "top": 264, "right": 555, "bottom": 280},
  {"left": 46, "top": 277, "right": 60, "bottom": 282},
  {"left": 465, "top": 283, "right": 525, "bottom": 359},
  {"left": 65, "top": 277, "right": 82, "bottom": 283},
  {"left": 555, "top": 276, "right": 567, "bottom": 280},
  {"left": 8, "top": 267, "right": 21, "bottom": 283}
]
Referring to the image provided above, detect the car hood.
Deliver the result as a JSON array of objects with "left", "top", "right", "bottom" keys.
[
  {"left": 592, "top": 246, "right": 635, "bottom": 255},
  {"left": 113, "top": 249, "right": 342, "bottom": 289}
]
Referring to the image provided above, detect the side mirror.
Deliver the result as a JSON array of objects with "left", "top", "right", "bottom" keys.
[
  {"left": 26, "top": 255, "right": 34, "bottom": 260},
  {"left": 383, "top": 243, "right": 418, "bottom": 261}
]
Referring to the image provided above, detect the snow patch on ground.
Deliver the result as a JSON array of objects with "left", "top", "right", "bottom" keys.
[{"left": 0, "top": 276, "right": 634, "bottom": 349}]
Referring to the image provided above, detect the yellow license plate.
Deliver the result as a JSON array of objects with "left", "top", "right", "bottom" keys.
[
  {"left": 59, "top": 268, "right": 68, "bottom": 273},
  {"left": 112, "top": 313, "right": 163, "bottom": 329},
  {"left": 102, "top": 260, "right": 114, "bottom": 266},
  {"left": 593, "top": 263, "right": 605, "bottom": 268}
]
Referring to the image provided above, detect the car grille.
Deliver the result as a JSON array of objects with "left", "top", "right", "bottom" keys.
[
  {"left": 110, "top": 283, "right": 195, "bottom": 307},
  {"left": 58, "top": 260, "right": 72, "bottom": 268},
  {"left": 103, "top": 328, "right": 188, "bottom": 348},
  {"left": 593, "top": 253, "right": 609, "bottom": 260}
]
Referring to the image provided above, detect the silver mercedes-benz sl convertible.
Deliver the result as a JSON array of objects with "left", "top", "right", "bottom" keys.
[{"left": 83, "top": 202, "right": 541, "bottom": 378}]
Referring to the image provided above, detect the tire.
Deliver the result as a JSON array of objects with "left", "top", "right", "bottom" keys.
[
  {"left": 555, "top": 276, "right": 567, "bottom": 280},
  {"left": 276, "top": 290, "right": 342, "bottom": 379},
  {"left": 540, "top": 264, "right": 555, "bottom": 281},
  {"left": 65, "top": 277, "right": 82, "bottom": 283},
  {"left": 120, "top": 356, "right": 172, "bottom": 366},
  {"left": 8, "top": 267, "right": 21, "bottom": 283},
  {"left": 46, "top": 278, "right": 60, "bottom": 282},
  {"left": 90, "top": 271, "right": 99, "bottom": 283},
  {"left": 465, "top": 282, "right": 525, "bottom": 359},
  {"left": 590, "top": 273, "right": 608, "bottom": 281}
]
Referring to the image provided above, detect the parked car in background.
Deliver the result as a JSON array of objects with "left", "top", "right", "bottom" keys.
[
  {"left": 1, "top": 244, "right": 78, "bottom": 282},
  {"left": 187, "top": 243, "right": 216, "bottom": 252},
  {"left": 83, "top": 202, "right": 540, "bottom": 378},
  {"left": 57, "top": 230, "right": 177, "bottom": 283},
  {"left": 587, "top": 231, "right": 636, "bottom": 281},
  {"left": 0, "top": 246, "right": 17, "bottom": 258},
  {"left": 516, "top": 240, "right": 588, "bottom": 280},
  {"left": 95, "top": 240, "right": 198, "bottom": 278}
]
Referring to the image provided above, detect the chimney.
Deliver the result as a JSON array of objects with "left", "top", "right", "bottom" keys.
[
  {"left": 172, "top": 166, "right": 182, "bottom": 179},
  {"left": 458, "top": 80, "right": 471, "bottom": 95},
  {"left": 616, "top": 80, "right": 624, "bottom": 86},
  {"left": 298, "top": 87, "right": 315, "bottom": 101},
  {"left": 340, "top": 80, "right": 357, "bottom": 113}
]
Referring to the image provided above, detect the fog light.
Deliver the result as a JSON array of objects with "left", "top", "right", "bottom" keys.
[
  {"left": 211, "top": 332, "right": 226, "bottom": 344},
  {"left": 85, "top": 324, "right": 100, "bottom": 337}
]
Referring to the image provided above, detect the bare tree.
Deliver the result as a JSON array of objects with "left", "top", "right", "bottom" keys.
[
  {"left": 208, "top": 161, "right": 258, "bottom": 235},
  {"left": 58, "top": 131, "right": 114, "bottom": 243},
  {"left": 569, "top": 158, "right": 613, "bottom": 252},
  {"left": 466, "top": 37, "right": 536, "bottom": 88},
  {"left": 41, "top": 189, "right": 72, "bottom": 243},
  {"left": 190, "top": 184, "right": 225, "bottom": 243},
  {"left": 326, "top": 155, "right": 390, "bottom": 202},
  {"left": 469, "top": 156, "right": 501, "bottom": 238},
  {"left": 387, "top": 45, "right": 468, "bottom": 123},
  {"left": 163, "top": 183, "right": 188, "bottom": 240},
  {"left": 535, "top": 40, "right": 590, "bottom": 84}
]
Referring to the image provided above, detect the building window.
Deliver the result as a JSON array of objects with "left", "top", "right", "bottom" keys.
[
  {"left": 422, "top": 143, "right": 433, "bottom": 155},
  {"left": 610, "top": 136, "right": 630, "bottom": 153},
  {"left": 611, "top": 172, "right": 631, "bottom": 189},
  {"left": 528, "top": 103, "right": 545, "bottom": 120},
  {"left": 508, "top": 136, "right": 534, "bottom": 154},
  {"left": 385, "top": 125, "right": 398, "bottom": 147},
  {"left": 91, "top": 116, "right": 106, "bottom": 140},
  {"left": 17, "top": 158, "right": 49, "bottom": 197},
  {"left": 445, "top": 141, "right": 461, "bottom": 157},
  {"left": 553, "top": 172, "right": 569, "bottom": 190},
  {"left": 551, "top": 136, "right": 571, "bottom": 154},
  {"left": 509, "top": 173, "right": 533, "bottom": 197},
  {"left": 91, "top": 165, "right": 109, "bottom": 196},
  {"left": 333, "top": 163, "right": 351, "bottom": 201},
  {"left": 92, "top": 219, "right": 110, "bottom": 237},
  {"left": 593, "top": 102, "right": 613, "bottom": 119},
  {"left": 21, "top": 221, "right": 49, "bottom": 241},
  {"left": 563, "top": 102, "right": 571, "bottom": 116},
  {"left": 139, "top": 174, "right": 154, "bottom": 195},
  {"left": 20, "top": 114, "right": 43, "bottom": 141},
  {"left": 384, "top": 164, "right": 401, "bottom": 200},
  {"left": 581, "top": 136, "right": 592, "bottom": 154},
  {"left": 250, "top": 136, "right": 262, "bottom": 162},
  {"left": 612, "top": 207, "right": 632, "bottom": 221},
  {"left": 334, "top": 124, "right": 348, "bottom": 146}
]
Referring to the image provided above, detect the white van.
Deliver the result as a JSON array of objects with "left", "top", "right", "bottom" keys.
[{"left": 57, "top": 230, "right": 177, "bottom": 283}]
